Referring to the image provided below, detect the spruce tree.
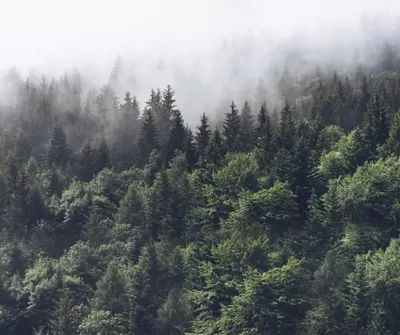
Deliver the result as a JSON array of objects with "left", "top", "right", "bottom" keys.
[
  {"left": 76, "top": 142, "right": 95, "bottom": 182},
  {"left": 115, "top": 91, "right": 141, "bottom": 169},
  {"left": 223, "top": 101, "right": 241, "bottom": 152},
  {"left": 254, "top": 102, "right": 273, "bottom": 166},
  {"left": 94, "top": 138, "right": 110, "bottom": 173},
  {"left": 239, "top": 100, "right": 254, "bottom": 152},
  {"left": 361, "top": 94, "right": 389, "bottom": 162},
  {"left": 185, "top": 127, "right": 197, "bottom": 170},
  {"left": 380, "top": 111, "right": 400, "bottom": 157},
  {"left": 195, "top": 112, "right": 211, "bottom": 159},
  {"left": 165, "top": 110, "right": 186, "bottom": 165},
  {"left": 130, "top": 245, "right": 163, "bottom": 335},
  {"left": 277, "top": 101, "right": 295, "bottom": 151},
  {"left": 47, "top": 126, "right": 71, "bottom": 169},
  {"left": 206, "top": 128, "right": 225, "bottom": 167},
  {"left": 139, "top": 109, "right": 159, "bottom": 167}
]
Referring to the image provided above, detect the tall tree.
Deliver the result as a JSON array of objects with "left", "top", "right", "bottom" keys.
[
  {"left": 94, "top": 138, "right": 110, "bottom": 173},
  {"left": 276, "top": 100, "right": 295, "bottom": 151},
  {"left": 239, "top": 100, "right": 254, "bottom": 152},
  {"left": 47, "top": 126, "right": 71, "bottom": 169},
  {"left": 165, "top": 110, "right": 186, "bottom": 165},
  {"left": 223, "top": 101, "right": 241, "bottom": 152},
  {"left": 139, "top": 110, "right": 159, "bottom": 167},
  {"left": 254, "top": 102, "right": 273, "bottom": 167},
  {"left": 195, "top": 112, "right": 211, "bottom": 160}
]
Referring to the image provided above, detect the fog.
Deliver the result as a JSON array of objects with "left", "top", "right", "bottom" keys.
[{"left": 1, "top": 0, "right": 400, "bottom": 124}]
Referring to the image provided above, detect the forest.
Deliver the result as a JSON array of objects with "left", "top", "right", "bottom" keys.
[{"left": 1, "top": 39, "right": 400, "bottom": 334}]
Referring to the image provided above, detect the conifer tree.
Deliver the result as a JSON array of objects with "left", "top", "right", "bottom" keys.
[
  {"left": 76, "top": 142, "right": 95, "bottom": 182},
  {"left": 206, "top": 128, "right": 225, "bottom": 167},
  {"left": 195, "top": 112, "right": 211, "bottom": 159},
  {"left": 277, "top": 100, "right": 295, "bottom": 151},
  {"left": 185, "top": 127, "right": 197, "bottom": 170},
  {"left": 154, "top": 85, "right": 176, "bottom": 144},
  {"left": 94, "top": 138, "right": 110, "bottom": 173},
  {"left": 361, "top": 93, "right": 389, "bottom": 162},
  {"left": 223, "top": 101, "right": 241, "bottom": 152},
  {"left": 165, "top": 110, "right": 186, "bottom": 165},
  {"left": 130, "top": 245, "right": 164, "bottom": 335},
  {"left": 254, "top": 102, "right": 273, "bottom": 166},
  {"left": 115, "top": 91, "right": 141, "bottom": 169},
  {"left": 380, "top": 111, "right": 400, "bottom": 157},
  {"left": 47, "top": 126, "right": 71, "bottom": 169},
  {"left": 139, "top": 109, "right": 159, "bottom": 167},
  {"left": 239, "top": 100, "right": 254, "bottom": 151}
]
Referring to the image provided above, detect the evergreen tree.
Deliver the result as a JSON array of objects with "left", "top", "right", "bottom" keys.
[
  {"left": 185, "top": 127, "right": 197, "bottom": 170},
  {"left": 76, "top": 142, "right": 95, "bottom": 182},
  {"left": 115, "top": 91, "right": 141, "bottom": 169},
  {"left": 47, "top": 126, "right": 71, "bottom": 169},
  {"left": 130, "top": 245, "right": 163, "bottom": 335},
  {"left": 277, "top": 100, "right": 295, "bottom": 151},
  {"left": 254, "top": 102, "right": 273, "bottom": 167},
  {"left": 361, "top": 93, "right": 389, "bottom": 162},
  {"left": 380, "top": 111, "right": 400, "bottom": 157},
  {"left": 139, "top": 109, "right": 159, "bottom": 167},
  {"left": 94, "top": 138, "right": 110, "bottom": 173},
  {"left": 223, "top": 101, "right": 241, "bottom": 152},
  {"left": 239, "top": 100, "right": 254, "bottom": 151},
  {"left": 165, "top": 110, "right": 186, "bottom": 165},
  {"left": 195, "top": 112, "right": 211, "bottom": 159},
  {"left": 206, "top": 128, "right": 225, "bottom": 167}
]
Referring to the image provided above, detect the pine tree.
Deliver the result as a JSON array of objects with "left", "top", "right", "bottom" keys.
[
  {"left": 115, "top": 91, "right": 141, "bottom": 169},
  {"left": 239, "top": 100, "right": 254, "bottom": 152},
  {"left": 165, "top": 110, "right": 186, "bottom": 165},
  {"left": 361, "top": 94, "right": 389, "bottom": 162},
  {"left": 380, "top": 111, "right": 400, "bottom": 157},
  {"left": 357, "top": 76, "right": 371, "bottom": 125},
  {"left": 94, "top": 138, "right": 110, "bottom": 174},
  {"left": 76, "top": 142, "right": 95, "bottom": 182},
  {"left": 195, "top": 112, "right": 211, "bottom": 159},
  {"left": 47, "top": 126, "right": 71, "bottom": 168},
  {"left": 277, "top": 101, "right": 295, "bottom": 151},
  {"left": 254, "top": 102, "right": 273, "bottom": 167},
  {"left": 130, "top": 245, "right": 164, "bottom": 335},
  {"left": 93, "top": 262, "right": 128, "bottom": 316},
  {"left": 223, "top": 101, "right": 241, "bottom": 152},
  {"left": 154, "top": 85, "right": 176, "bottom": 144},
  {"left": 206, "top": 128, "right": 225, "bottom": 167},
  {"left": 139, "top": 109, "right": 159, "bottom": 167},
  {"left": 185, "top": 127, "right": 197, "bottom": 170},
  {"left": 95, "top": 84, "right": 119, "bottom": 125},
  {"left": 46, "top": 168, "right": 63, "bottom": 197}
]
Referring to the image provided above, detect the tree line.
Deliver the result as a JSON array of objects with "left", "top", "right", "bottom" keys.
[{"left": 1, "top": 46, "right": 400, "bottom": 334}]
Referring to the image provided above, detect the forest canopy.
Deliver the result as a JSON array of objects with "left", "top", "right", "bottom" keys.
[{"left": 1, "top": 35, "right": 400, "bottom": 334}]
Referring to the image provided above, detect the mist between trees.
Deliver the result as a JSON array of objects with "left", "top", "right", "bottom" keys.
[{"left": 2, "top": 13, "right": 400, "bottom": 335}]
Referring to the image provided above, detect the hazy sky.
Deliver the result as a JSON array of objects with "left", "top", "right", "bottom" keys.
[{"left": 1, "top": 0, "right": 400, "bottom": 74}]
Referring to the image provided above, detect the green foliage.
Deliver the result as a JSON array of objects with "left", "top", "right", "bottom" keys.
[
  {"left": 223, "top": 101, "right": 241, "bottom": 152},
  {"left": 4, "top": 55, "right": 400, "bottom": 335}
]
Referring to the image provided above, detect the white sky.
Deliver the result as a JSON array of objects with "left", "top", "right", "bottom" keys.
[{"left": 1, "top": 0, "right": 400, "bottom": 74}]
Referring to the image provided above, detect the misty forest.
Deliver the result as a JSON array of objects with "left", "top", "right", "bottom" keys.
[{"left": 4, "top": 22, "right": 400, "bottom": 335}]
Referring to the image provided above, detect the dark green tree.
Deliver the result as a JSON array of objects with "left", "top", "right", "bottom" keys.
[
  {"left": 94, "top": 138, "right": 110, "bottom": 173},
  {"left": 239, "top": 100, "right": 254, "bottom": 151},
  {"left": 223, "top": 101, "right": 241, "bottom": 152},
  {"left": 47, "top": 126, "right": 71, "bottom": 169},
  {"left": 276, "top": 100, "right": 295, "bottom": 151},
  {"left": 139, "top": 109, "right": 159, "bottom": 167},
  {"left": 76, "top": 142, "right": 95, "bottom": 182},
  {"left": 195, "top": 112, "right": 211, "bottom": 160},
  {"left": 254, "top": 102, "right": 273, "bottom": 168},
  {"left": 165, "top": 110, "right": 186, "bottom": 165}
]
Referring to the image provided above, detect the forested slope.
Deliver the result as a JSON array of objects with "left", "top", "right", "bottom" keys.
[{"left": 1, "top": 43, "right": 400, "bottom": 334}]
